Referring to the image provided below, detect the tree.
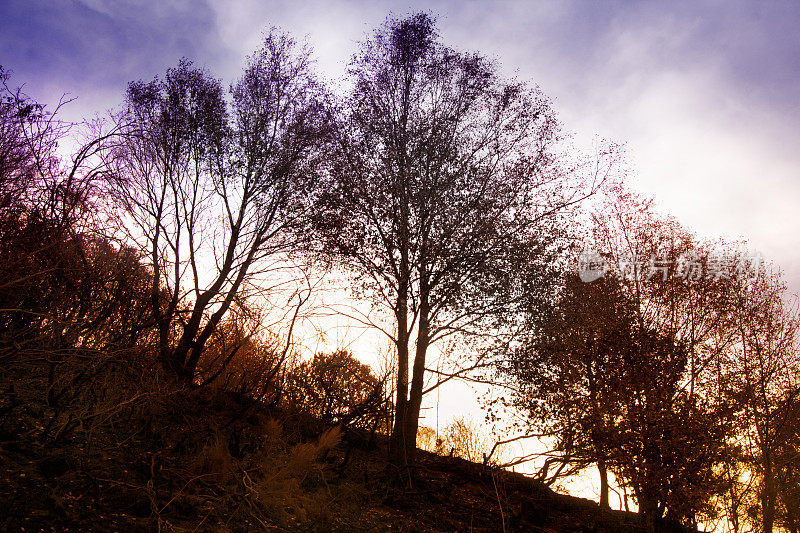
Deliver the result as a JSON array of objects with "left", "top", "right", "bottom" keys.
[
  {"left": 581, "top": 186, "right": 800, "bottom": 530},
  {"left": 610, "top": 326, "right": 730, "bottom": 529},
  {"left": 284, "top": 350, "right": 391, "bottom": 432},
  {"left": 195, "top": 310, "right": 288, "bottom": 404},
  {"left": 107, "top": 32, "right": 326, "bottom": 382},
  {"left": 0, "top": 67, "right": 144, "bottom": 358},
  {"left": 439, "top": 416, "right": 494, "bottom": 463},
  {"left": 499, "top": 274, "right": 633, "bottom": 508},
  {"left": 416, "top": 425, "right": 439, "bottom": 452},
  {"left": 0, "top": 65, "right": 40, "bottom": 207},
  {"left": 0, "top": 68, "right": 162, "bottom": 447},
  {"left": 774, "top": 390, "right": 800, "bottom": 533},
  {"left": 312, "top": 13, "right": 607, "bottom": 473},
  {"left": 499, "top": 185, "right": 741, "bottom": 526},
  {"left": 726, "top": 269, "right": 800, "bottom": 533},
  {"left": 589, "top": 185, "right": 738, "bottom": 526},
  {"left": 501, "top": 275, "right": 730, "bottom": 524}
]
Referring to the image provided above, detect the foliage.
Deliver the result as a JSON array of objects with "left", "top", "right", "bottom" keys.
[
  {"left": 284, "top": 350, "right": 392, "bottom": 433},
  {"left": 439, "top": 417, "right": 494, "bottom": 463}
]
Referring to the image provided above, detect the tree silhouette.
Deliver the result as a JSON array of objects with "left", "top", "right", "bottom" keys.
[
  {"left": 499, "top": 274, "right": 633, "bottom": 507},
  {"left": 312, "top": 12, "right": 605, "bottom": 473},
  {"left": 107, "top": 33, "right": 327, "bottom": 382}
]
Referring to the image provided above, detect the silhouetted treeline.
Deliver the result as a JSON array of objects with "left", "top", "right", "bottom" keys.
[{"left": 495, "top": 186, "right": 800, "bottom": 532}]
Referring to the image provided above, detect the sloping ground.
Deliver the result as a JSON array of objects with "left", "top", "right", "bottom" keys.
[
  {"left": 0, "top": 437, "right": 663, "bottom": 532},
  {"left": 0, "top": 385, "right": 682, "bottom": 532},
  {"left": 380, "top": 451, "right": 645, "bottom": 532},
  {"left": 323, "top": 435, "right": 655, "bottom": 533}
]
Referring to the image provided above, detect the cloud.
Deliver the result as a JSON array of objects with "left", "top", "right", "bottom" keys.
[
  {"left": 2, "top": 0, "right": 799, "bottom": 291},
  {"left": 0, "top": 0, "right": 226, "bottom": 118},
  {"left": 421, "top": 0, "right": 800, "bottom": 292}
]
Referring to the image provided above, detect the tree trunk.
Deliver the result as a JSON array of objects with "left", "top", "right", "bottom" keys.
[
  {"left": 597, "top": 458, "right": 610, "bottom": 508},
  {"left": 636, "top": 487, "right": 659, "bottom": 533},
  {"left": 389, "top": 180, "right": 412, "bottom": 472},
  {"left": 404, "top": 289, "right": 430, "bottom": 466},
  {"left": 762, "top": 461, "right": 777, "bottom": 533},
  {"left": 389, "top": 277, "right": 411, "bottom": 470},
  {"left": 164, "top": 249, "right": 249, "bottom": 382},
  {"left": 388, "top": 343, "right": 409, "bottom": 467}
]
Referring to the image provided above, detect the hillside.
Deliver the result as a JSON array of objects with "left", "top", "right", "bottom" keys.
[{"left": 0, "top": 382, "right": 688, "bottom": 533}]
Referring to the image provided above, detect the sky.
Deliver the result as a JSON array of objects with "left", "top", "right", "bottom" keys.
[
  {"left": 3, "top": 0, "right": 799, "bottom": 285},
  {"left": 3, "top": 0, "right": 800, "bottom": 493}
]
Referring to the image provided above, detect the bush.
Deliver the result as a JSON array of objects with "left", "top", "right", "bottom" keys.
[{"left": 283, "top": 350, "right": 391, "bottom": 433}]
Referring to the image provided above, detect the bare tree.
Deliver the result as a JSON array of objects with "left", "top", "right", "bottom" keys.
[
  {"left": 312, "top": 13, "right": 609, "bottom": 473},
  {"left": 727, "top": 268, "right": 800, "bottom": 533},
  {"left": 107, "top": 32, "right": 327, "bottom": 382},
  {"left": 0, "top": 67, "right": 162, "bottom": 450},
  {"left": 0, "top": 66, "right": 137, "bottom": 358}
]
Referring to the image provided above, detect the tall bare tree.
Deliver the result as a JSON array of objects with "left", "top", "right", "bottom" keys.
[
  {"left": 312, "top": 13, "right": 609, "bottom": 472},
  {"left": 108, "top": 32, "right": 326, "bottom": 381}
]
